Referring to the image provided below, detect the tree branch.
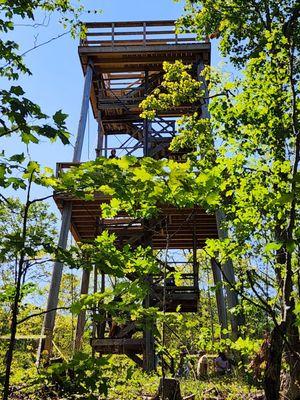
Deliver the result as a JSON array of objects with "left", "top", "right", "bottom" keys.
[
  {"left": 17, "top": 307, "right": 69, "bottom": 325},
  {"left": 0, "top": 30, "right": 71, "bottom": 71}
]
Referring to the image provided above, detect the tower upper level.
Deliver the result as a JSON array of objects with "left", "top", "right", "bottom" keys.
[
  {"left": 53, "top": 21, "right": 217, "bottom": 247},
  {"left": 78, "top": 20, "right": 210, "bottom": 124}
]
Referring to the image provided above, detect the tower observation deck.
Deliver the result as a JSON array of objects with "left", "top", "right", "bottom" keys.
[{"left": 41, "top": 20, "right": 220, "bottom": 371}]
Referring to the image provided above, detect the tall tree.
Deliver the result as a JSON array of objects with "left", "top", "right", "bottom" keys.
[
  {"left": 0, "top": 182, "right": 59, "bottom": 399},
  {"left": 175, "top": 2, "right": 300, "bottom": 398},
  {"left": 0, "top": 1, "right": 99, "bottom": 398}
]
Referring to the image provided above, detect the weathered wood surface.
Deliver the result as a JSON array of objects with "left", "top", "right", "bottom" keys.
[
  {"left": 53, "top": 191, "right": 218, "bottom": 249},
  {"left": 91, "top": 338, "right": 144, "bottom": 354},
  {"left": 80, "top": 20, "right": 207, "bottom": 48},
  {"left": 157, "top": 378, "right": 182, "bottom": 400}
]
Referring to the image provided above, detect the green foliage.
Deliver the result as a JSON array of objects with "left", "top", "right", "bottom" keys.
[
  {"left": 58, "top": 156, "right": 214, "bottom": 218},
  {"left": 140, "top": 61, "right": 203, "bottom": 119},
  {"left": 64, "top": 230, "right": 159, "bottom": 276},
  {"left": 40, "top": 352, "right": 109, "bottom": 400},
  {"left": 0, "top": 1, "right": 100, "bottom": 193},
  {"left": 0, "top": 197, "right": 57, "bottom": 264},
  {"left": 99, "top": 365, "right": 260, "bottom": 400},
  {"left": 177, "top": 0, "right": 300, "bottom": 66},
  {"left": 64, "top": 230, "right": 161, "bottom": 326},
  {"left": 0, "top": 86, "right": 70, "bottom": 144},
  {"left": 0, "top": 1, "right": 102, "bottom": 393}
]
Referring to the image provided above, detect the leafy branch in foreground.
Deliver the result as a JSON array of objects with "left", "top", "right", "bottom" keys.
[{"left": 0, "top": 165, "right": 63, "bottom": 400}]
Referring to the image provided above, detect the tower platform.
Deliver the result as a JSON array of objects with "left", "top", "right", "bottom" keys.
[
  {"left": 78, "top": 20, "right": 210, "bottom": 156},
  {"left": 54, "top": 184, "right": 218, "bottom": 249}
]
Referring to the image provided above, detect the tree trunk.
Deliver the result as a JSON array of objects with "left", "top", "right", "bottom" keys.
[
  {"left": 283, "top": 311, "right": 300, "bottom": 400},
  {"left": 3, "top": 187, "right": 31, "bottom": 399},
  {"left": 3, "top": 279, "right": 21, "bottom": 400},
  {"left": 157, "top": 378, "right": 182, "bottom": 400},
  {"left": 264, "top": 323, "right": 285, "bottom": 400}
]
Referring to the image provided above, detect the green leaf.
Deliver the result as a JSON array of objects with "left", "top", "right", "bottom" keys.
[
  {"left": 9, "top": 153, "right": 25, "bottom": 163},
  {"left": 264, "top": 242, "right": 282, "bottom": 253},
  {"left": 53, "top": 109, "right": 68, "bottom": 126}
]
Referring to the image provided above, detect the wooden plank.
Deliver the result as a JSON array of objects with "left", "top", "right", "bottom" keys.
[
  {"left": 91, "top": 338, "right": 144, "bottom": 354},
  {"left": 87, "top": 30, "right": 176, "bottom": 37},
  {"left": 74, "top": 269, "right": 90, "bottom": 351},
  {"left": 84, "top": 20, "right": 175, "bottom": 29},
  {"left": 85, "top": 38, "right": 197, "bottom": 46},
  {"left": 78, "top": 43, "right": 211, "bottom": 54},
  {"left": 103, "top": 73, "right": 145, "bottom": 80}
]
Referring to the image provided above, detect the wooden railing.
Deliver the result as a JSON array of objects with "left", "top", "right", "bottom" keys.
[{"left": 80, "top": 20, "right": 208, "bottom": 47}]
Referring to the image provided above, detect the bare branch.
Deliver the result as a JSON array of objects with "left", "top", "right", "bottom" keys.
[
  {"left": 0, "top": 30, "right": 71, "bottom": 71},
  {"left": 17, "top": 307, "right": 69, "bottom": 325}
]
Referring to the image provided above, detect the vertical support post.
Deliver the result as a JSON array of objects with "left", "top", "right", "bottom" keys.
[
  {"left": 197, "top": 58, "right": 240, "bottom": 338},
  {"left": 37, "top": 61, "right": 93, "bottom": 363},
  {"left": 192, "top": 211, "right": 199, "bottom": 289},
  {"left": 216, "top": 210, "right": 241, "bottom": 338},
  {"left": 197, "top": 58, "right": 209, "bottom": 120},
  {"left": 104, "top": 133, "right": 108, "bottom": 158},
  {"left": 95, "top": 111, "right": 104, "bottom": 158},
  {"left": 74, "top": 269, "right": 91, "bottom": 351},
  {"left": 143, "top": 22, "right": 146, "bottom": 45},
  {"left": 91, "top": 264, "right": 98, "bottom": 356},
  {"left": 111, "top": 23, "right": 115, "bottom": 47},
  {"left": 37, "top": 203, "right": 72, "bottom": 360},
  {"left": 142, "top": 220, "right": 155, "bottom": 372},
  {"left": 143, "top": 70, "right": 149, "bottom": 156},
  {"left": 143, "top": 276, "right": 155, "bottom": 372},
  {"left": 97, "top": 272, "right": 106, "bottom": 340},
  {"left": 76, "top": 111, "right": 104, "bottom": 351},
  {"left": 211, "top": 259, "right": 228, "bottom": 333},
  {"left": 72, "top": 62, "right": 94, "bottom": 163}
]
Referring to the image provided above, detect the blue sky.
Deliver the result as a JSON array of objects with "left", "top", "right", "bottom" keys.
[{"left": 4, "top": 0, "right": 221, "bottom": 211}]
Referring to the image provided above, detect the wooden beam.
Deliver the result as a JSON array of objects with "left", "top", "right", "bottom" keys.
[
  {"left": 85, "top": 21, "right": 171, "bottom": 29},
  {"left": 84, "top": 20, "right": 175, "bottom": 29},
  {"left": 95, "top": 111, "right": 104, "bottom": 157},
  {"left": 37, "top": 202, "right": 72, "bottom": 362},
  {"left": 126, "top": 352, "right": 143, "bottom": 368},
  {"left": 85, "top": 38, "right": 197, "bottom": 46},
  {"left": 79, "top": 43, "right": 211, "bottom": 55},
  {"left": 74, "top": 269, "right": 90, "bottom": 351},
  {"left": 91, "top": 338, "right": 144, "bottom": 354},
  {"left": 87, "top": 30, "right": 176, "bottom": 37},
  {"left": 73, "top": 62, "right": 93, "bottom": 162},
  {"left": 216, "top": 210, "right": 241, "bottom": 338},
  {"left": 211, "top": 259, "right": 228, "bottom": 333},
  {"left": 37, "top": 61, "right": 93, "bottom": 364},
  {"left": 143, "top": 275, "right": 156, "bottom": 372}
]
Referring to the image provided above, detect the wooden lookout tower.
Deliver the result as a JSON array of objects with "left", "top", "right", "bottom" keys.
[{"left": 39, "top": 20, "right": 231, "bottom": 369}]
